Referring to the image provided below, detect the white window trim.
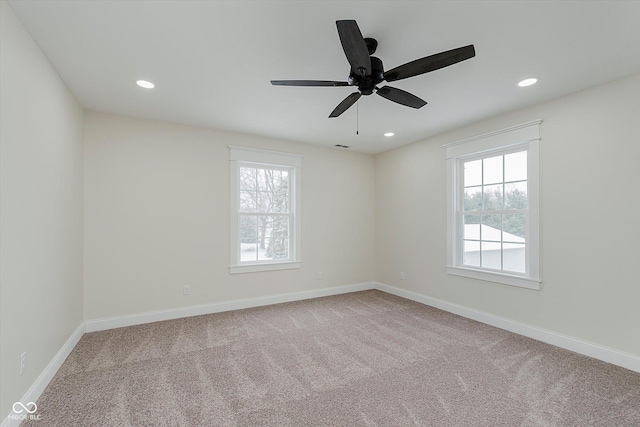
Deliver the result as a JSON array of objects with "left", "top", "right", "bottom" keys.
[
  {"left": 229, "top": 146, "right": 302, "bottom": 274},
  {"left": 444, "top": 120, "right": 542, "bottom": 290}
]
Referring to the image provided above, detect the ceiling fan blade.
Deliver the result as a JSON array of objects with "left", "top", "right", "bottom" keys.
[
  {"left": 336, "top": 20, "right": 372, "bottom": 76},
  {"left": 271, "top": 80, "right": 350, "bottom": 87},
  {"left": 329, "top": 92, "right": 362, "bottom": 118},
  {"left": 384, "top": 45, "right": 476, "bottom": 82},
  {"left": 376, "top": 86, "right": 427, "bottom": 109}
]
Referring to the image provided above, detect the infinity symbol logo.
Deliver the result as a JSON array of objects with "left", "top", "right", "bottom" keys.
[{"left": 12, "top": 402, "right": 37, "bottom": 414}]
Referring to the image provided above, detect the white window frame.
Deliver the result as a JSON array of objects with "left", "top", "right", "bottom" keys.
[
  {"left": 229, "top": 146, "right": 302, "bottom": 274},
  {"left": 444, "top": 120, "right": 541, "bottom": 290}
]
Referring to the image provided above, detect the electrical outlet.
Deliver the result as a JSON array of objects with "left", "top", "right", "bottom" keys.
[
  {"left": 400, "top": 272, "right": 405, "bottom": 280},
  {"left": 317, "top": 272, "right": 323, "bottom": 280},
  {"left": 20, "top": 352, "right": 27, "bottom": 375},
  {"left": 183, "top": 285, "right": 191, "bottom": 295}
]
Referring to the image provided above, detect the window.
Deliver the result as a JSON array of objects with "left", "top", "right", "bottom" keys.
[
  {"left": 445, "top": 121, "right": 541, "bottom": 289},
  {"left": 229, "top": 146, "right": 302, "bottom": 274}
]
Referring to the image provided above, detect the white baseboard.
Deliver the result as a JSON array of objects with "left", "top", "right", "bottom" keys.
[
  {"left": 85, "top": 282, "right": 376, "bottom": 332},
  {"left": 373, "top": 282, "right": 640, "bottom": 373},
  {"left": 1, "top": 322, "right": 85, "bottom": 427}
]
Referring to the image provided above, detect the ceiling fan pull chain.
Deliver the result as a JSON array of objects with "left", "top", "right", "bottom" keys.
[{"left": 356, "top": 100, "right": 359, "bottom": 135}]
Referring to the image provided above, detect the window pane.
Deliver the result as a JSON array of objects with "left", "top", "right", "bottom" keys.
[
  {"left": 502, "top": 214, "right": 526, "bottom": 241},
  {"left": 504, "top": 181, "right": 527, "bottom": 210},
  {"left": 270, "top": 186, "right": 289, "bottom": 213},
  {"left": 250, "top": 169, "right": 290, "bottom": 214},
  {"left": 481, "top": 214, "right": 502, "bottom": 241},
  {"left": 256, "top": 169, "right": 270, "bottom": 191},
  {"left": 505, "top": 151, "right": 527, "bottom": 182},
  {"left": 481, "top": 241, "right": 501, "bottom": 270},
  {"left": 464, "top": 159, "right": 482, "bottom": 187},
  {"left": 503, "top": 243, "right": 525, "bottom": 273},
  {"left": 240, "top": 215, "right": 258, "bottom": 262},
  {"left": 256, "top": 190, "right": 271, "bottom": 213},
  {"left": 255, "top": 216, "right": 270, "bottom": 259},
  {"left": 256, "top": 168, "right": 290, "bottom": 191},
  {"left": 239, "top": 191, "right": 256, "bottom": 212},
  {"left": 463, "top": 240, "right": 480, "bottom": 267},
  {"left": 273, "top": 170, "right": 290, "bottom": 191},
  {"left": 483, "top": 184, "right": 503, "bottom": 211},
  {"left": 463, "top": 215, "right": 481, "bottom": 240},
  {"left": 239, "top": 167, "right": 257, "bottom": 191},
  {"left": 257, "top": 215, "right": 290, "bottom": 261},
  {"left": 483, "top": 155, "right": 503, "bottom": 185},
  {"left": 464, "top": 186, "right": 482, "bottom": 211}
]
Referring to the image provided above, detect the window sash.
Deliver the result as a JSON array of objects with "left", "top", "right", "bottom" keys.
[
  {"left": 236, "top": 164, "right": 295, "bottom": 265},
  {"left": 457, "top": 212, "right": 530, "bottom": 275},
  {"left": 238, "top": 163, "right": 292, "bottom": 214},
  {"left": 455, "top": 147, "right": 529, "bottom": 276}
]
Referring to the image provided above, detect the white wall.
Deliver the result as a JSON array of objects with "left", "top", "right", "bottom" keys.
[
  {"left": 83, "top": 112, "right": 375, "bottom": 320},
  {"left": 375, "top": 73, "right": 640, "bottom": 356},
  {"left": 0, "top": 0, "right": 84, "bottom": 418}
]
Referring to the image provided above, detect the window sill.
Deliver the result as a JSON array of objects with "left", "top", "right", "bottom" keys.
[
  {"left": 230, "top": 261, "right": 301, "bottom": 275},
  {"left": 446, "top": 265, "right": 540, "bottom": 290}
]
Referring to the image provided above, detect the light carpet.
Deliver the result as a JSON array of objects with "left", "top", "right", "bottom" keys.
[{"left": 24, "top": 290, "right": 640, "bottom": 426}]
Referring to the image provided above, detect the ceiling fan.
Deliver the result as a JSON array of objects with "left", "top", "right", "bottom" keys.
[{"left": 271, "top": 20, "right": 476, "bottom": 118}]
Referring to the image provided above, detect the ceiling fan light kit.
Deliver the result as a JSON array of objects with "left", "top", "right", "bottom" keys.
[{"left": 271, "top": 19, "right": 475, "bottom": 118}]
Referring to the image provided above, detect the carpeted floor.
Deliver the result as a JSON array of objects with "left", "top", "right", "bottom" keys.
[{"left": 25, "top": 290, "right": 640, "bottom": 426}]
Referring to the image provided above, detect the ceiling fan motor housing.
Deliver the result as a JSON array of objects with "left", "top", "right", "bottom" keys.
[{"left": 348, "top": 56, "right": 385, "bottom": 95}]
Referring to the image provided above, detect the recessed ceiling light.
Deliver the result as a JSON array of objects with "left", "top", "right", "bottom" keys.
[
  {"left": 136, "top": 80, "right": 155, "bottom": 89},
  {"left": 384, "top": 132, "right": 395, "bottom": 137},
  {"left": 517, "top": 77, "right": 538, "bottom": 87}
]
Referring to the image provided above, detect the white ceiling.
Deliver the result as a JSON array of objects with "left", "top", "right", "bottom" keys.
[{"left": 8, "top": 0, "right": 640, "bottom": 154}]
